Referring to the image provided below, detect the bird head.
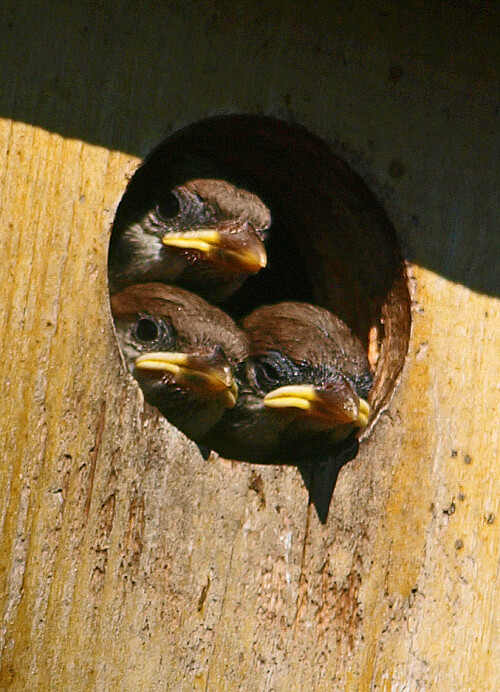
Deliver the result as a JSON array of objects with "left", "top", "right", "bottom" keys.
[
  {"left": 109, "top": 179, "right": 270, "bottom": 302},
  {"left": 202, "top": 302, "right": 372, "bottom": 463},
  {"left": 111, "top": 283, "right": 248, "bottom": 441}
]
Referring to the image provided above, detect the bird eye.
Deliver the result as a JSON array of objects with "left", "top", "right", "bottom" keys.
[
  {"left": 156, "top": 192, "right": 180, "bottom": 220},
  {"left": 135, "top": 317, "right": 160, "bottom": 342},
  {"left": 250, "top": 351, "right": 303, "bottom": 393},
  {"left": 253, "top": 354, "right": 284, "bottom": 392}
]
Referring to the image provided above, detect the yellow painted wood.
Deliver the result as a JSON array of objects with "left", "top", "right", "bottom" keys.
[{"left": 1, "top": 2, "right": 499, "bottom": 690}]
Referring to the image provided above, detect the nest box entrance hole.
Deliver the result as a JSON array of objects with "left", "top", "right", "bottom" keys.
[{"left": 109, "top": 114, "right": 411, "bottom": 435}]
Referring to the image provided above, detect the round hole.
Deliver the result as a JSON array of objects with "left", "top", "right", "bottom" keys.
[{"left": 109, "top": 114, "right": 411, "bottom": 437}]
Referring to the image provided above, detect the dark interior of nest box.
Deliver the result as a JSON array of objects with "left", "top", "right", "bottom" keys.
[{"left": 109, "top": 114, "right": 412, "bottom": 437}]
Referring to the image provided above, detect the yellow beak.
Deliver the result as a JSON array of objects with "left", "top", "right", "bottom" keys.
[
  {"left": 135, "top": 351, "right": 238, "bottom": 408},
  {"left": 162, "top": 226, "right": 267, "bottom": 274},
  {"left": 263, "top": 384, "right": 370, "bottom": 427}
]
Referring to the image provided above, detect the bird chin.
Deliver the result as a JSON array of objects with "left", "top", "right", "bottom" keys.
[
  {"left": 170, "top": 400, "right": 229, "bottom": 442},
  {"left": 176, "top": 260, "right": 246, "bottom": 304},
  {"left": 294, "top": 413, "right": 355, "bottom": 434},
  {"left": 133, "top": 374, "right": 231, "bottom": 443}
]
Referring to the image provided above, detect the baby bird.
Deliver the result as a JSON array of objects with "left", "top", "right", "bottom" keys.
[
  {"left": 108, "top": 178, "right": 270, "bottom": 303},
  {"left": 202, "top": 302, "right": 372, "bottom": 463},
  {"left": 111, "top": 283, "right": 248, "bottom": 442}
]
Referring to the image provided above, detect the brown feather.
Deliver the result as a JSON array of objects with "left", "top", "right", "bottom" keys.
[
  {"left": 243, "top": 301, "right": 370, "bottom": 376},
  {"left": 183, "top": 179, "right": 271, "bottom": 232}
]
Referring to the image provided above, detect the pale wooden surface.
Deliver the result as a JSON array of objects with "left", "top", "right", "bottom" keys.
[{"left": 1, "top": 2, "right": 499, "bottom": 690}]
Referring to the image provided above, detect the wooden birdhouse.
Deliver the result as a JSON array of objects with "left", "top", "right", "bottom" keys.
[{"left": 1, "top": 2, "right": 498, "bottom": 690}]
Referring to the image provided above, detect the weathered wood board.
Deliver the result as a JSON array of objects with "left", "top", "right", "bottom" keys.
[{"left": 0, "top": 2, "right": 498, "bottom": 690}]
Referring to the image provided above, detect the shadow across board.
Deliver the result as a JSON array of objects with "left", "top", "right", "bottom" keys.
[{"left": 1, "top": 1, "right": 499, "bottom": 297}]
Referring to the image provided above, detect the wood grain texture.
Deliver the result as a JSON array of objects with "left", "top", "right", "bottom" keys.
[{"left": 0, "top": 2, "right": 499, "bottom": 690}]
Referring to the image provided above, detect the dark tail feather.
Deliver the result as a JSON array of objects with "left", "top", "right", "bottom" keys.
[{"left": 298, "top": 438, "right": 359, "bottom": 524}]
